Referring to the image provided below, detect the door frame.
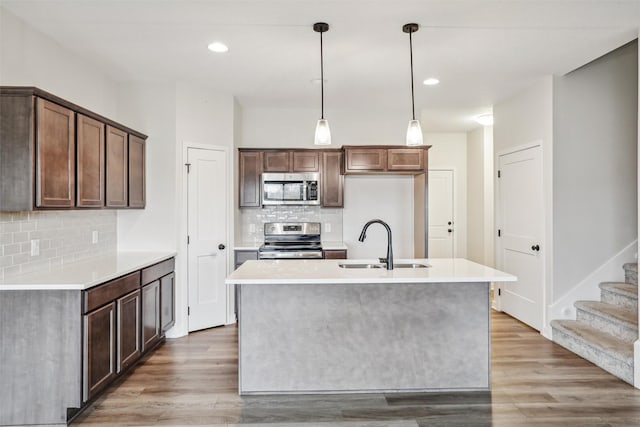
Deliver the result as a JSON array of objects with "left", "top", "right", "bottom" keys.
[
  {"left": 428, "top": 168, "right": 456, "bottom": 258},
  {"left": 494, "top": 140, "right": 549, "bottom": 335},
  {"left": 176, "top": 142, "right": 234, "bottom": 337}
]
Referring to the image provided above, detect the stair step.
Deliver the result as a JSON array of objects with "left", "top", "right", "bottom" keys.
[
  {"left": 575, "top": 301, "right": 638, "bottom": 342},
  {"left": 599, "top": 282, "right": 638, "bottom": 311},
  {"left": 550, "top": 319, "right": 634, "bottom": 385},
  {"left": 623, "top": 262, "right": 637, "bottom": 285}
]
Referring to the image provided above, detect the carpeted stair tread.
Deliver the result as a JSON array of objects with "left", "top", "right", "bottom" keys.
[
  {"left": 574, "top": 300, "right": 638, "bottom": 328},
  {"left": 550, "top": 319, "right": 634, "bottom": 362},
  {"left": 623, "top": 263, "right": 637, "bottom": 285},
  {"left": 599, "top": 282, "right": 639, "bottom": 298},
  {"left": 623, "top": 262, "right": 637, "bottom": 273}
]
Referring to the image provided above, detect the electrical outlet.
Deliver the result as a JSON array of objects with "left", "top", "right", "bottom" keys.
[
  {"left": 30, "top": 239, "right": 40, "bottom": 257},
  {"left": 249, "top": 224, "right": 256, "bottom": 233},
  {"left": 92, "top": 230, "right": 99, "bottom": 244},
  {"left": 324, "top": 223, "right": 331, "bottom": 233}
]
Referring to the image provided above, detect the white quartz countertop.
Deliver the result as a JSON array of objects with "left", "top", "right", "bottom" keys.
[
  {"left": 0, "top": 251, "right": 176, "bottom": 291},
  {"left": 226, "top": 258, "right": 516, "bottom": 285}
]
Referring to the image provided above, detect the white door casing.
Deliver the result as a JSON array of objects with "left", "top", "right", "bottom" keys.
[
  {"left": 187, "top": 147, "right": 228, "bottom": 332},
  {"left": 496, "top": 145, "right": 544, "bottom": 331},
  {"left": 428, "top": 169, "right": 455, "bottom": 258}
]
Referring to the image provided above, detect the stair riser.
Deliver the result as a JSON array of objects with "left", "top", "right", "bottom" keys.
[
  {"left": 575, "top": 310, "right": 638, "bottom": 343},
  {"left": 552, "top": 328, "right": 633, "bottom": 385},
  {"left": 600, "top": 289, "right": 638, "bottom": 311},
  {"left": 624, "top": 268, "right": 637, "bottom": 285}
]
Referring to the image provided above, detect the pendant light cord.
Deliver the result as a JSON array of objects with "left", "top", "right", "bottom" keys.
[
  {"left": 409, "top": 29, "right": 416, "bottom": 121},
  {"left": 320, "top": 30, "right": 325, "bottom": 120}
]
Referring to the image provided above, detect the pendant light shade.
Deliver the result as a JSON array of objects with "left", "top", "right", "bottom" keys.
[
  {"left": 403, "top": 23, "right": 423, "bottom": 146},
  {"left": 313, "top": 22, "right": 331, "bottom": 145}
]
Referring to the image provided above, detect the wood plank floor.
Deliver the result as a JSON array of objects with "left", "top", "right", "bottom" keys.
[{"left": 73, "top": 311, "right": 640, "bottom": 426}]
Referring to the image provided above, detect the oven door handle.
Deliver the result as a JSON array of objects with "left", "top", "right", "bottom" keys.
[{"left": 259, "top": 251, "right": 323, "bottom": 260}]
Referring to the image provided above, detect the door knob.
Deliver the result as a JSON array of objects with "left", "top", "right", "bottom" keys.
[
  {"left": 448, "top": 221, "right": 452, "bottom": 225},
  {"left": 531, "top": 244, "right": 540, "bottom": 252},
  {"left": 218, "top": 244, "right": 226, "bottom": 250},
  {"left": 448, "top": 229, "right": 453, "bottom": 233}
]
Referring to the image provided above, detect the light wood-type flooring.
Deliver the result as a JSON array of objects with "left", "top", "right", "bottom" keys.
[{"left": 74, "top": 311, "right": 640, "bottom": 426}]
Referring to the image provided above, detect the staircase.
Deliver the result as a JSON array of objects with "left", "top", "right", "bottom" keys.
[{"left": 550, "top": 263, "right": 638, "bottom": 385}]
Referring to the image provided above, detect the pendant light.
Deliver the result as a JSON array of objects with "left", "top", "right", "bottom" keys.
[
  {"left": 403, "top": 23, "right": 423, "bottom": 146},
  {"left": 313, "top": 22, "right": 331, "bottom": 145}
]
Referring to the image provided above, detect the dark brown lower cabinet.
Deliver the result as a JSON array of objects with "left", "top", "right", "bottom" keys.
[
  {"left": 323, "top": 249, "right": 348, "bottom": 259},
  {"left": 83, "top": 302, "right": 116, "bottom": 402},
  {"left": 160, "top": 273, "right": 175, "bottom": 333},
  {"left": 142, "top": 280, "right": 161, "bottom": 352},
  {"left": 117, "top": 289, "right": 141, "bottom": 373}
]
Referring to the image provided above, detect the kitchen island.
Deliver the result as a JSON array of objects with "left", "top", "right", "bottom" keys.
[{"left": 226, "top": 258, "right": 516, "bottom": 395}]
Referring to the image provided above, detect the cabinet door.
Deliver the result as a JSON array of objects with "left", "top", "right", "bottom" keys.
[
  {"left": 344, "top": 148, "right": 386, "bottom": 172},
  {"left": 239, "top": 151, "right": 262, "bottom": 207},
  {"left": 321, "top": 151, "right": 344, "bottom": 207},
  {"left": 76, "top": 114, "right": 105, "bottom": 207},
  {"left": 35, "top": 98, "right": 75, "bottom": 207},
  {"left": 83, "top": 302, "right": 116, "bottom": 402},
  {"left": 323, "top": 249, "right": 347, "bottom": 259},
  {"left": 128, "top": 135, "right": 146, "bottom": 208},
  {"left": 142, "top": 280, "right": 161, "bottom": 352},
  {"left": 387, "top": 148, "right": 425, "bottom": 171},
  {"left": 160, "top": 273, "right": 175, "bottom": 333},
  {"left": 106, "top": 126, "right": 128, "bottom": 207},
  {"left": 117, "top": 289, "right": 141, "bottom": 373},
  {"left": 263, "top": 151, "right": 290, "bottom": 172},
  {"left": 292, "top": 151, "right": 319, "bottom": 172}
]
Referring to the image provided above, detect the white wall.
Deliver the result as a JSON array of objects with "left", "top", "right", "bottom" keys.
[
  {"left": 553, "top": 41, "right": 638, "bottom": 300},
  {"left": 425, "top": 132, "right": 468, "bottom": 258},
  {"left": 0, "top": 8, "right": 117, "bottom": 117}
]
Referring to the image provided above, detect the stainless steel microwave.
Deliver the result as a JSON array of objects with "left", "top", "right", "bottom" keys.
[{"left": 261, "top": 172, "right": 320, "bottom": 206}]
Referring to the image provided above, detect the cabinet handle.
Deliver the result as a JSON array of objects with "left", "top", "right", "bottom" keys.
[
  {"left": 218, "top": 244, "right": 226, "bottom": 250},
  {"left": 531, "top": 244, "right": 540, "bottom": 252}
]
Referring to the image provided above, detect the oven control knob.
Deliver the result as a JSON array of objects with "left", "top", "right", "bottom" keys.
[{"left": 218, "top": 244, "right": 226, "bottom": 250}]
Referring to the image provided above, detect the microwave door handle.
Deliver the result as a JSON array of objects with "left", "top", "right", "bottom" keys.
[{"left": 302, "top": 182, "right": 307, "bottom": 201}]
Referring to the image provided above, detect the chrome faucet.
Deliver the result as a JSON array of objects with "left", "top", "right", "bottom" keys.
[{"left": 358, "top": 219, "right": 394, "bottom": 270}]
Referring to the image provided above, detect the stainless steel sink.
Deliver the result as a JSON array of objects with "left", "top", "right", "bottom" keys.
[
  {"left": 338, "top": 263, "right": 429, "bottom": 269},
  {"left": 338, "top": 263, "right": 384, "bottom": 269},
  {"left": 394, "top": 263, "right": 430, "bottom": 269}
]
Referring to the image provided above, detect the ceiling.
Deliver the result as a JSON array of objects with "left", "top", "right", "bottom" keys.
[{"left": 1, "top": 0, "right": 638, "bottom": 131}]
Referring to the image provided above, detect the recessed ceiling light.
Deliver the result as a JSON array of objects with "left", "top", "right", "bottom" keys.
[
  {"left": 207, "top": 42, "right": 228, "bottom": 53},
  {"left": 423, "top": 78, "right": 439, "bottom": 86},
  {"left": 474, "top": 113, "right": 494, "bottom": 126}
]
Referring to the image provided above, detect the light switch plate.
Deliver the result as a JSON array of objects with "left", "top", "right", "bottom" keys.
[
  {"left": 30, "top": 239, "right": 39, "bottom": 257},
  {"left": 324, "top": 223, "right": 331, "bottom": 233},
  {"left": 92, "top": 230, "right": 99, "bottom": 244}
]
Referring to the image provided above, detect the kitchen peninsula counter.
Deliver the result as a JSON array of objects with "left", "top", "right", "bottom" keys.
[{"left": 226, "top": 258, "right": 516, "bottom": 395}]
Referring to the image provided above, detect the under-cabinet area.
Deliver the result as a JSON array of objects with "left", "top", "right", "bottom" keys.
[
  {"left": 0, "top": 87, "right": 147, "bottom": 211},
  {"left": 0, "top": 252, "right": 175, "bottom": 427}
]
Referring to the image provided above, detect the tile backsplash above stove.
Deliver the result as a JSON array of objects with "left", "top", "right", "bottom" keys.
[{"left": 238, "top": 206, "right": 342, "bottom": 243}]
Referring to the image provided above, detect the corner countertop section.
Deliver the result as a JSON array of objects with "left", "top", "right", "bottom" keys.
[
  {"left": 226, "top": 258, "right": 516, "bottom": 285},
  {"left": 0, "top": 251, "right": 176, "bottom": 291}
]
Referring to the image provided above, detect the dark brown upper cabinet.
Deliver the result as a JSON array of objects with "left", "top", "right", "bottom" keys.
[
  {"left": 36, "top": 98, "right": 76, "bottom": 208},
  {"left": 128, "top": 135, "right": 146, "bottom": 208},
  {"left": 292, "top": 151, "right": 320, "bottom": 172},
  {"left": 263, "top": 151, "right": 290, "bottom": 172},
  {"left": 106, "top": 126, "right": 128, "bottom": 208},
  {"left": 77, "top": 114, "right": 105, "bottom": 207},
  {"left": 343, "top": 146, "right": 429, "bottom": 175},
  {"left": 0, "top": 87, "right": 148, "bottom": 211},
  {"left": 239, "top": 150, "right": 262, "bottom": 207},
  {"left": 321, "top": 150, "right": 343, "bottom": 208}
]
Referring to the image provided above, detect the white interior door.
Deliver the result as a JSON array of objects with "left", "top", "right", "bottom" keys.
[
  {"left": 428, "top": 169, "right": 454, "bottom": 258},
  {"left": 187, "top": 147, "right": 228, "bottom": 332},
  {"left": 497, "top": 145, "right": 544, "bottom": 331}
]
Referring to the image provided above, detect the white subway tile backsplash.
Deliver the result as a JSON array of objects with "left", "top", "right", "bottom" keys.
[
  {"left": 0, "top": 210, "right": 117, "bottom": 280},
  {"left": 238, "top": 206, "right": 343, "bottom": 243}
]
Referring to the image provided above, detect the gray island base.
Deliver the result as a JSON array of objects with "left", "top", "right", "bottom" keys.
[{"left": 238, "top": 280, "right": 491, "bottom": 394}]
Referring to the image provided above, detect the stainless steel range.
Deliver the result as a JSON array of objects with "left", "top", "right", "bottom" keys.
[{"left": 258, "top": 222, "right": 323, "bottom": 260}]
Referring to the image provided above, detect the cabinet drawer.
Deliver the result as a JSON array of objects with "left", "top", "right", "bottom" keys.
[
  {"left": 83, "top": 272, "right": 140, "bottom": 314},
  {"left": 323, "top": 249, "right": 347, "bottom": 259},
  {"left": 141, "top": 258, "right": 175, "bottom": 285}
]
